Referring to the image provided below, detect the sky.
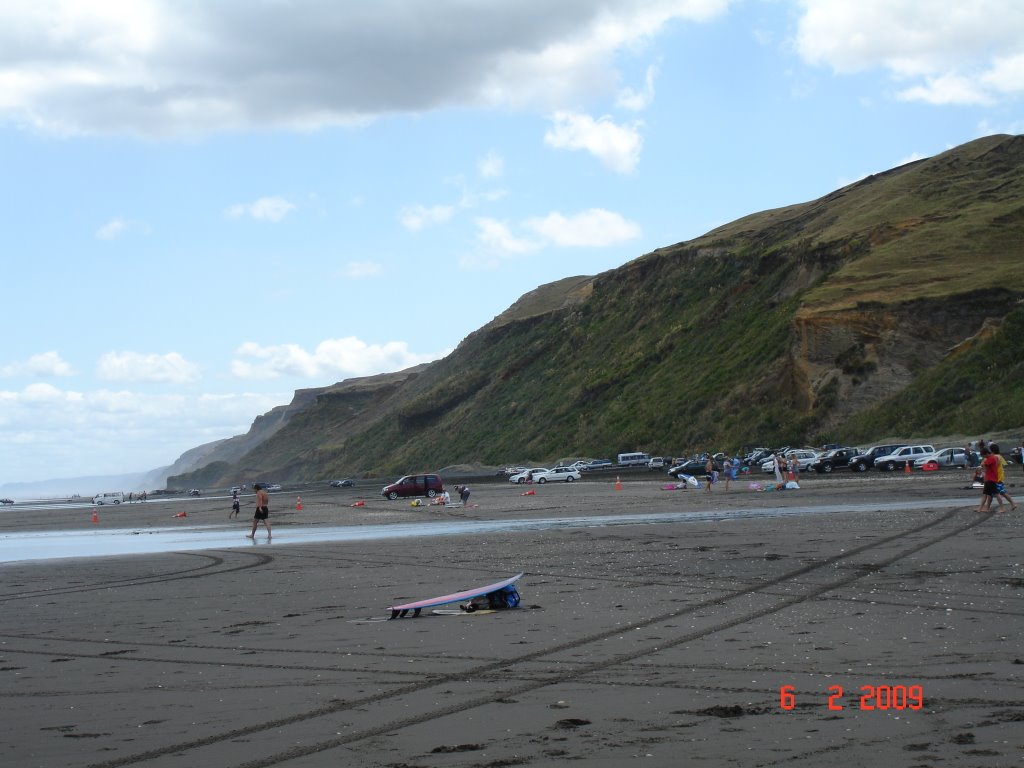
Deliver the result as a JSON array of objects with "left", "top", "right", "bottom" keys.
[{"left": 2, "top": 0, "right": 1023, "bottom": 486}]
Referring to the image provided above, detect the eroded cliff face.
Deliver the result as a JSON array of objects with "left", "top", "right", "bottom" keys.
[{"left": 792, "top": 292, "right": 1018, "bottom": 426}]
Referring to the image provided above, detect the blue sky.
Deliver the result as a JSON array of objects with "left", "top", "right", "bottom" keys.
[{"left": 2, "top": 0, "right": 1023, "bottom": 486}]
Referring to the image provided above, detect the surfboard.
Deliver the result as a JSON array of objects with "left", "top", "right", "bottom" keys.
[{"left": 388, "top": 572, "right": 523, "bottom": 619}]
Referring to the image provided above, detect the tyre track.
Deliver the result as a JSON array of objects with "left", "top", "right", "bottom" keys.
[
  {"left": 83, "top": 507, "right": 989, "bottom": 768},
  {"left": 0, "top": 550, "right": 274, "bottom": 603}
]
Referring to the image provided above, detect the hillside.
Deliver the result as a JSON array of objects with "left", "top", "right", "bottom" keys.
[{"left": 170, "top": 134, "right": 1024, "bottom": 487}]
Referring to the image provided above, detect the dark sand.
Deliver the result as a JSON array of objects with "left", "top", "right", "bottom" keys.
[{"left": 1, "top": 471, "right": 1021, "bottom": 767}]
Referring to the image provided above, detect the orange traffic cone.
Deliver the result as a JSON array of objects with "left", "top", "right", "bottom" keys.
[
  {"left": 296, "top": 496, "right": 303, "bottom": 511},
  {"left": 904, "top": 461, "right": 912, "bottom": 474},
  {"left": 615, "top": 476, "right": 623, "bottom": 491},
  {"left": 91, "top": 508, "right": 99, "bottom": 524},
  {"left": 351, "top": 500, "right": 365, "bottom": 507}
]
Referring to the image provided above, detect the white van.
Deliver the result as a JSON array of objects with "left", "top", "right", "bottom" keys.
[
  {"left": 617, "top": 452, "right": 651, "bottom": 466},
  {"left": 92, "top": 492, "right": 124, "bottom": 505}
]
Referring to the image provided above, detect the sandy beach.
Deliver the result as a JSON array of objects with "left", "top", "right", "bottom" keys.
[{"left": 1, "top": 471, "right": 1021, "bottom": 767}]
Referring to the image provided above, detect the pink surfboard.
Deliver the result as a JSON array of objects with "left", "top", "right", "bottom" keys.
[{"left": 388, "top": 572, "right": 523, "bottom": 619}]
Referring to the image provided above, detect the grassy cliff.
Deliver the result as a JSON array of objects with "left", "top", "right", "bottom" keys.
[{"left": 172, "top": 134, "right": 1024, "bottom": 486}]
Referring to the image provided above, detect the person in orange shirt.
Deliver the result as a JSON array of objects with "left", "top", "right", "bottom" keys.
[{"left": 991, "top": 444, "right": 1017, "bottom": 513}]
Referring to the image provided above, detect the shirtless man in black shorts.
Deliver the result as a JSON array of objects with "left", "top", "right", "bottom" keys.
[{"left": 247, "top": 484, "right": 272, "bottom": 538}]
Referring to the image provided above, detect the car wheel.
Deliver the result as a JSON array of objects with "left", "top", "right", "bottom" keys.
[
  {"left": 885, "top": 461, "right": 896, "bottom": 471},
  {"left": 566, "top": 475, "right": 575, "bottom": 482},
  {"left": 427, "top": 489, "right": 436, "bottom": 498},
  {"left": 823, "top": 463, "right": 833, "bottom": 474},
  {"left": 516, "top": 478, "right": 524, "bottom": 484},
  {"left": 855, "top": 462, "right": 867, "bottom": 472},
  {"left": 114, "top": 500, "right": 120, "bottom": 504},
  {"left": 537, "top": 477, "right": 547, "bottom": 484},
  {"left": 387, "top": 491, "right": 398, "bottom": 500}
]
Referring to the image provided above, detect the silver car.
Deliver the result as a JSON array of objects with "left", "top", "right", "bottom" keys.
[{"left": 913, "top": 447, "right": 968, "bottom": 468}]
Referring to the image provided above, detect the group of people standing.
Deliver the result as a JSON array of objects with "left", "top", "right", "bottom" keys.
[{"left": 704, "top": 455, "right": 742, "bottom": 492}]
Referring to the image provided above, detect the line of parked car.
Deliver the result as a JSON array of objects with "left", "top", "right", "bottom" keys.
[
  {"left": 660, "top": 442, "right": 977, "bottom": 478},
  {"left": 366, "top": 440, "right": 990, "bottom": 504}
]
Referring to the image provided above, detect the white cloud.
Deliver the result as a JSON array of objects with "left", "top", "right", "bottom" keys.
[
  {"left": 225, "top": 196, "right": 296, "bottom": 222},
  {"left": 796, "top": 0, "right": 1024, "bottom": 106},
  {"left": 231, "top": 338, "right": 443, "bottom": 380},
  {"left": 477, "top": 150, "right": 504, "bottom": 179},
  {"left": 96, "top": 217, "right": 128, "bottom": 240},
  {"left": 475, "top": 217, "right": 541, "bottom": 255},
  {"left": 462, "top": 208, "right": 641, "bottom": 270},
  {"left": 0, "top": 1, "right": 731, "bottom": 137},
  {"left": 341, "top": 261, "right": 383, "bottom": 278},
  {"left": 399, "top": 203, "right": 455, "bottom": 232},
  {"left": 0, "top": 351, "right": 74, "bottom": 378},
  {"left": 96, "top": 351, "right": 200, "bottom": 384},
  {"left": 616, "top": 64, "right": 658, "bottom": 111},
  {"left": 524, "top": 209, "right": 642, "bottom": 247},
  {"left": 0, "top": 382, "right": 286, "bottom": 483},
  {"left": 544, "top": 111, "right": 643, "bottom": 173}
]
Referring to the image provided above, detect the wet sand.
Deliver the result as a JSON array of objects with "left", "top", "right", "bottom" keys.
[{"left": 1, "top": 471, "right": 1021, "bottom": 767}]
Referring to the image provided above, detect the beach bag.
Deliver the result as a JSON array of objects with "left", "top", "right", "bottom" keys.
[{"left": 487, "top": 584, "right": 521, "bottom": 610}]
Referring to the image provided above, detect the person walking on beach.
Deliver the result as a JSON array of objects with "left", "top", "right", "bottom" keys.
[
  {"left": 247, "top": 484, "right": 272, "bottom": 538},
  {"left": 773, "top": 452, "right": 785, "bottom": 485},
  {"left": 991, "top": 443, "right": 1017, "bottom": 513},
  {"left": 457, "top": 484, "right": 471, "bottom": 507},
  {"left": 230, "top": 489, "right": 240, "bottom": 519},
  {"left": 704, "top": 455, "right": 715, "bottom": 492},
  {"left": 976, "top": 446, "right": 999, "bottom": 513},
  {"left": 724, "top": 455, "right": 739, "bottom": 491}
]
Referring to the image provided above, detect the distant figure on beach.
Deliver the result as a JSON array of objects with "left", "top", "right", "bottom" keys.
[
  {"left": 724, "top": 455, "right": 740, "bottom": 490},
  {"left": 977, "top": 446, "right": 999, "bottom": 513},
  {"left": 991, "top": 443, "right": 1017, "bottom": 513},
  {"left": 773, "top": 453, "right": 785, "bottom": 485},
  {"left": 704, "top": 456, "right": 715, "bottom": 492},
  {"left": 457, "top": 485, "right": 471, "bottom": 506},
  {"left": 230, "top": 489, "right": 240, "bottom": 519},
  {"left": 247, "top": 484, "right": 271, "bottom": 538}
]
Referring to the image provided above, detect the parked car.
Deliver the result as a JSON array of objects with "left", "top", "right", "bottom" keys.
[
  {"left": 913, "top": 447, "right": 968, "bottom": 469},
  {"left": 809, "top": 447, "right": 860, "bottom": 474},
  {"left": 873, "top": 445, "right": 936, "bottom": 471},
  {"left": 230, "top": 485, "right": 244, "bottom": 493},
  {"left": 647, "top": 456, "right": 666, "bottom": 469},
  {"left": 381, "top": 473, "right": 444, "bottom": 500},
  {"left": 532, "top": 466, "right": 581, "bottom": 483},
  {"left": 848, "top": 445, "right": 907, "bottom": 472},
  {"left": 584, "top": 459, "right": 613, "bottom": 470},
  {"left": 760, "top": 450, "right": 818, "bottom": 473},
  {"left": 330, "top": 479, "right": 355, "bottom": 487},
  {"left": 265, "top": 484, "right": 283, "bottom": 492},
  {"left": 0, "top": 498, "right": 13, "bottom": 505},
  {"left": 188, "top": 488, "right": 201, "bottom": 496},
  {"left": 510, "top": 468, "right": 549, "bottom": 484}
]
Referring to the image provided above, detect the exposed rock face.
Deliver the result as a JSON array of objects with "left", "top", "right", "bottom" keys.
[{"left": 793, "top": 292, "right": 1019, "bottom": 426}]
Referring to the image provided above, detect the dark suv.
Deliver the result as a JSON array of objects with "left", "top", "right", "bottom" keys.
[
  {"left": 381, "top": 474, "right": 444, "bottom": 500},
  {"left": 848, "top": 445, "right": 906, "bottom": 472},
  {"left": 809, "top": 447, "right": 859, "bottom": 474}
]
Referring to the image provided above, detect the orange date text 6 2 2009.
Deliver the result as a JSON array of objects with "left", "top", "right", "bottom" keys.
[{"left": 779, "top": 684, "right": 924, "bottom": 711}]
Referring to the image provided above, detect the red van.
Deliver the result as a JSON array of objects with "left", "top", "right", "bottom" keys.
[{"left": 381, "top": 474, "right": 444, "bottom": 500}]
